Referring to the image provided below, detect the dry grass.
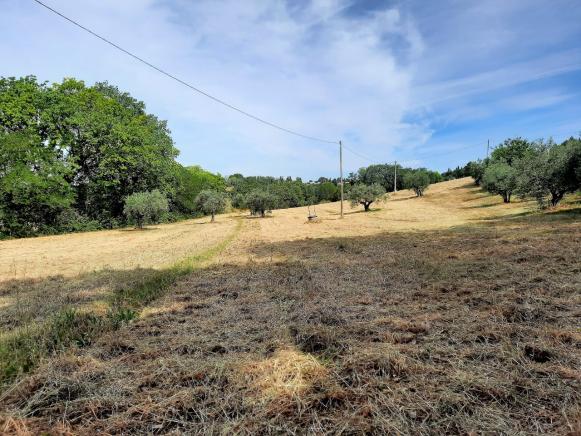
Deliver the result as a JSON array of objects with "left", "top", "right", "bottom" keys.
[
  {"left": 0, "top": 215, "right": 239, "bottom": 281},
  {"left": 0, "top": 217, "right": 238, "bottom": 333},
  {"left": 1, "top": 178, "right": 580, "bottom": 434},
  {"left": 0, "top": 216, "right": 241, "bottom": 384}
]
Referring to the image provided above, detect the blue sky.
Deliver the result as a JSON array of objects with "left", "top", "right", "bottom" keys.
[{"left": 1, "top": 0, "right": 580, "bottom": 179}]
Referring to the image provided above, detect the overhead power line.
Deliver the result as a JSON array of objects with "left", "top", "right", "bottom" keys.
[{"left": 31, "top": 0, "right": 338, "bottom": 145}]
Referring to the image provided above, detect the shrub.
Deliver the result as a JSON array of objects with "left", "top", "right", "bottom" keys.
[
  {"left": 123, "top": 190, "right": 169, "bottom": 228},
  {"left": 55, "top": 209, "right": 102, "bottom": 233},
  {"left": 348, "top": 183, "right": 386, "bottom": 211},
  {"left": 194, "top": 190, "right": 227, "bottom": 222}
]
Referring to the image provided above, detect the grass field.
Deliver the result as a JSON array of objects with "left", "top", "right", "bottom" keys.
[{"left": 1, "top": 178, "right": 580, "bottom": 434}]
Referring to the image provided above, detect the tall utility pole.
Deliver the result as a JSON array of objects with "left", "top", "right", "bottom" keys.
[
  {"left": 486, "top": 139, "right": 490, "bottom": 159},
  {"left": 339, "top": 140, "right": 344, "bottom": 218},
  {"left": 394, "top": 161, "right": 397, "bottom": 193}
]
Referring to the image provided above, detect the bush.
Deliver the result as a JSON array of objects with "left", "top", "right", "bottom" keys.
[
  {"left": 123, "top": 190, "right": 169, "bottom": 228},
  {"left": 404, "top": 171, "right": 430, "bottom": 197},
  {"left": 194, "top": 190, "right": 227, "bottom": 222},
  {"left": 245, "top": 190, "right": 277, "bottom": 217},
  {"left": 55, "top": 209, "right": 102, "bottom": 233},
  {"left": 348, "top": 183, "right": 386, "bottom": 211}
]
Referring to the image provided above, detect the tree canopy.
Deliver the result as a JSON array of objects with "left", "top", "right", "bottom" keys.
[
  {"left": 194, "top": 190, "right": 227, "bottom": 222},
  {"left": 404, "top": 171, "right": 431, "bottom": 197},
  {"left": 348, "top": 183, "right": 386, "bottom": 211}
]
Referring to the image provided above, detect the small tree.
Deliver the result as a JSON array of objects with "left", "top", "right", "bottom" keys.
[
  {"left": 404, "top": 171, "right": 430, "bottom": 197},
  {"left": 516, "top": 138, "right": 581, "bottom": 208},
  {"left": 348, "top": 183, "right": 386, "bottom": 211},
  {"left": 482, "top": 162, "right": 517, "bottom": 203},
  {"left": 123, "top": 190, "right": 169, "bottom": 228},
  {"left": 195, "top": 190, "right": 227, "bottom": 222},
  {"left": 245, "top": 190, "right": 277, "bottom": 217}
]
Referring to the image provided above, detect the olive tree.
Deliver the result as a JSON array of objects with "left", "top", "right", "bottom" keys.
[
  {"left": 404, "top": 171, "right": 430, "bottom": 197},
  {"left": 245, "top": 190, "right": 277, "bottom": 217},
  {"left": 348, "top": 183, "right": 386, "bottom": 211},
  {"left": 516, "top": 138, "right": 581, "bottom": 208},
  {"left": 194, "top": 190, "right": 227, "bottom": 222},
  {"left": 482, "top": 162, "right": 517, "bottom": 203},
  {"left": 123, "top": 190, "right": 168, "bottom": 228}
]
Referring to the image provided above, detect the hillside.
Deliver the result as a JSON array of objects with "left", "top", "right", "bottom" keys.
[{"left": 1, "top": 178, "right": 580, "bottom": 434}]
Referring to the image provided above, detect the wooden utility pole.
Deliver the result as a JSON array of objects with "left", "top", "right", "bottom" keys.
[
  {"left": 486, "top": 139, "right": 490, "bottom": 159},
  {"left": 394, "top": 161, "right": 397, "bottom": 192},
  {"left": 339, "top": 140, "right": 344, "bottom": 218}
]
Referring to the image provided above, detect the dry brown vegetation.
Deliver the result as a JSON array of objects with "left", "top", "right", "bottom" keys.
[{"left": 1, "top": 178, "right": 580, "bottom": 434}]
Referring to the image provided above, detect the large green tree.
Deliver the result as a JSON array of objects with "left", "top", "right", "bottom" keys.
[
  {"left": 0, "top": 76, "right": 180, "bottom": 235},
  {"left": 0, "top": 130, "right": 74, "bottom": 236}
]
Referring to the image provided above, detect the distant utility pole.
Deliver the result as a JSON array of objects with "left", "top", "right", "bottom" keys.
[
  {"left": 486, "top": 139, "right": 490, "bottom": 159},
  {"left": 394, "top": 161, "right": 397, "bottom": 193},
  {"left": 339, "top": 140, "right": 344, "bottom": 219}
]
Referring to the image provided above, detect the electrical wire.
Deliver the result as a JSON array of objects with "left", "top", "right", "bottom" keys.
[
  {"left": 31, "top": 0, "right": 338, "bottom": 145},
  {"left": 30, "top": 0, "right": 490, "bottom": 169}
]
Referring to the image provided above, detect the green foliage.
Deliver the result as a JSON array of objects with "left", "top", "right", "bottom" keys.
[
  {"left": 174, "top": 165, "right": 226, "bottom": 214},
  {"left": 348, "top": 183, "right": 386, "bottom": 211},
  {"left": 0, "top": 76, "right": 179, "bottom": 236},
  {"left": 0, "top": 130, "right": 74, "bottom": 237},
  {"left": 404, "top": 170, "right": 431, "bottom": 197},
  {"left": 123, "top": 190, "right": 169, "bottom": 228},
  {"left": 516, "top": 138, "right": 581, "bottom": 207},
  {"left": 245, "top": 189, "right": 277, "bottom": 217},
  {"left": 54, "top": 209, "right": 102, "bottom": 233},
  {"left": 463, "top": 160, "right": 486, "bottom": 185},
  {"left": 482, "top": 162, "right": 517, "bottom": 203},
  {"left": 227, "top": 174, "right": 312, "bottom": 210},
  {"left": 195, "top": 190, "right": 227, "bottom": 221},
  {"left": 358, "top": 164, "right": 397, "bottom": 192},
  {"left": 490, "top": 137, "right": 533, "bottom": 165},
  {"left": 316, "top": 182, "right": 339, "bottom": 202}
]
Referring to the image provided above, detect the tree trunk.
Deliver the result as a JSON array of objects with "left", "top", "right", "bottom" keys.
[
  {"left": 364, "top": 202, "right": 371, "bottom": 211},
  {"left": 503, "top": 192, "right": 511, "bottom": 203},
  {"left": 550, "top": 192, "right": 563, "bottom": 207},
  {"left": 211, "top": 212, "right": 215, "bottom": 222},
  {"left": 261, "top": 210, "right": 266, "bottom": 217}
]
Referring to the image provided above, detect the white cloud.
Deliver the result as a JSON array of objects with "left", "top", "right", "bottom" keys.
[{"left": 1, "top": 0, "right": 580, "bottom": 177}]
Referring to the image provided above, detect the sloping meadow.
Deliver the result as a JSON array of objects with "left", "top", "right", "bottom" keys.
[{"left": 1, "top": 204, "right": 579, "bottom": 434}]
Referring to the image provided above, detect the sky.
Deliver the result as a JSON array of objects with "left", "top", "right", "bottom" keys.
[{"left": 1, "top": 0, "right": 580, "bottom": 180}]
